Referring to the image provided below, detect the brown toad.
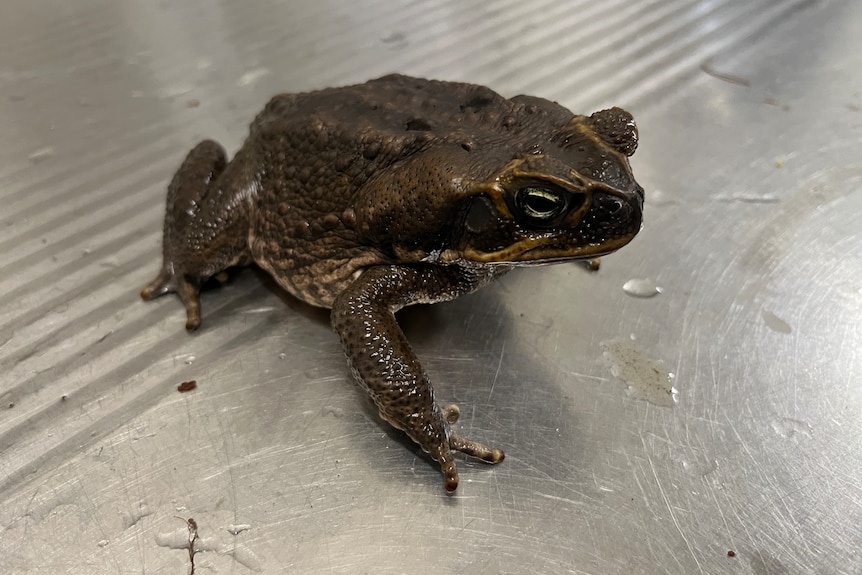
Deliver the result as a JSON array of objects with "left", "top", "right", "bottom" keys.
[{"left": 141, "top": 74, "right": 644, "bottom": 492}]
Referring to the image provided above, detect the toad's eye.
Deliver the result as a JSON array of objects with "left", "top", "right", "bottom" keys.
[{"left": 514, "top": 186, "right": 570, "bottom": 226}]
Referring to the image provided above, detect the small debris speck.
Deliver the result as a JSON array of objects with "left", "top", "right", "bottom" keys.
[
  {"left": 727, "top": 550, "right": 736, "bottom": 558},
  {"left": 177, "top": 380, "right": 198, "bottom": 393}
]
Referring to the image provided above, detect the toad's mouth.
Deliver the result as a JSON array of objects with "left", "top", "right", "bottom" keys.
[{"left": 458, "top": 233, "right": 638, "bottom": 265}]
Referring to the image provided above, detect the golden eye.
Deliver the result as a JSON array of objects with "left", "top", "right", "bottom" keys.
[{"left": 514, "top": 186, "right": 568, "bottom": 224}]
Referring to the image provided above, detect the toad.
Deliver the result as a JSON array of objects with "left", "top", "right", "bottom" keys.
[{"left": 141, "top": 74, "right": 644, "bottom": 492}]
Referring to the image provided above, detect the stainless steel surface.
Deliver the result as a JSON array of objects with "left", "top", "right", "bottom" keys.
[{"left": 1, "top": 0, "right": 860, "bottom": 573}]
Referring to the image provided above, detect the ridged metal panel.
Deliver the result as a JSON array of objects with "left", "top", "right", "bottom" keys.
[{"left": 1, "top": 0, "right": 860, "bottom": 573}]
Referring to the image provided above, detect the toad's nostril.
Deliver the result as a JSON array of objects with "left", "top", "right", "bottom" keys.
[{"left": 595, "top": 193, "right": 625, "bottom": 215}]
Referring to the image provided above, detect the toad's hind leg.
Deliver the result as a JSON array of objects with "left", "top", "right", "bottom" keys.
[{"left": 141, "top": 140, "right": 254, "bottom": 330}]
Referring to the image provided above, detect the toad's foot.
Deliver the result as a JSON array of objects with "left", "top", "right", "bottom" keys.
[
  {"left": 444, "top": 436, "right": 506, "bottom": 491},
  {"left": 140, "top": 266, "right": 203, "bottom": 331},
  {"left": 141, "top": 140, "right": 253, "bottom": 330},
  {"left": 382, "top": 403, "right": 505, "bottom": 493},
  {"left": 443, "top": 404, "right": 505, "bottom": 468},
  {"left": 444, "top": 430, "right": 505, "bottom": 492},
  {"left": 442, "top": 404, "right": 505, "bottom": 491}
]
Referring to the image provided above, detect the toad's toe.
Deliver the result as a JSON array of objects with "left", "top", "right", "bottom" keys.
[
  {"left": 450, "top": 434, "right": 505, "bottom": 464},
  {"left": 141, "top": 266, "right": 202, "bottom": 331}
]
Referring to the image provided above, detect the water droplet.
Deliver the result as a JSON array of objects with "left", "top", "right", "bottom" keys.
[
  {"left": 711, "top": 192, "right": 780, "bottom": 203},
  {"left": 601, "top": 339, "right": 677, "bottom": 407},
  {"left": 245, "top": 305, "right": 276, "bottom": 314},
  {"left": 771, "top": 418, "right": 812, "bottom": 440},
  {"left": 278, "top": 352, "right": 286, "bottom": 360},
  {"left": 28, "top": 146, "right": 54, "bottom": 164},
  {"left": 120, "top": 502, "right": 152, "bottom": 529},
  {"left": 381, "top": 32, "right": 406, "bottom": 45},
  {"left": 680, "top": 458, "right": 718, "bottom": 477},
  {"left": 227, "top": 524, "right": 252, "bottom": 535},
  {"left": 237, "top": 68, "right": 270, "bottom": 87},
  {"left": 323, "top": 405, "right": 344, "bottom": 418},
  {"left": 712, "top": 192, "right": 781, "bottom": 204},
  {"left": 622, "top": 278, "right": 663, "bottom": 298},
  {"left": 761, "top": 310, "right": 792, "bottom": 334},
  {"left": 184, "top": 355, "right": 196, "bottom": 365},
  {"left": 154, "top": 528, "right": 193, "bottom": 551},
  {"left": 648, "top": 188, "right": 677, "bottom": 206},
  {"left": 159, "top": 84, "right": 193, "bottom": 98},
  {"left": 99, "top": 257, "right": 120, "bottom": 268}
]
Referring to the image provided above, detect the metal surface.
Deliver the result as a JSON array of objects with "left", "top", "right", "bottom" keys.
[{"left": 1, "top": 0, "right": 860, "bottom": 573}]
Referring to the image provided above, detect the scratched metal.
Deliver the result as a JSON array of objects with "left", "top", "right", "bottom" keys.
[{"left": 1, "top": 0, "right": 860, "bottom": 573}]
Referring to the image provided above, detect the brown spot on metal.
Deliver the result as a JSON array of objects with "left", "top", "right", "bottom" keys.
[{"left": 177, "top": 380, "right": 197, "bottom": 393}]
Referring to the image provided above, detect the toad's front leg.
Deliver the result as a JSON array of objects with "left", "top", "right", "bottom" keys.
[{"left": 331, "top": 264, "right": 506, "bottom": 492}]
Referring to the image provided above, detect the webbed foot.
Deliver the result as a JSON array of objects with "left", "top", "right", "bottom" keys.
[{"left": 140, "top": 267, "right": 202, "bottom": 331}]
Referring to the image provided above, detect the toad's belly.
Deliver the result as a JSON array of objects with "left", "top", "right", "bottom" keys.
[{"left": 250, "top": 234, "right": 387, "bottom": 308}]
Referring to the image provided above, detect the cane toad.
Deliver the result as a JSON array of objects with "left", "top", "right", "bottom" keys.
[{"left": 141, "top": 74, "right": 644, "bottom": 492}]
